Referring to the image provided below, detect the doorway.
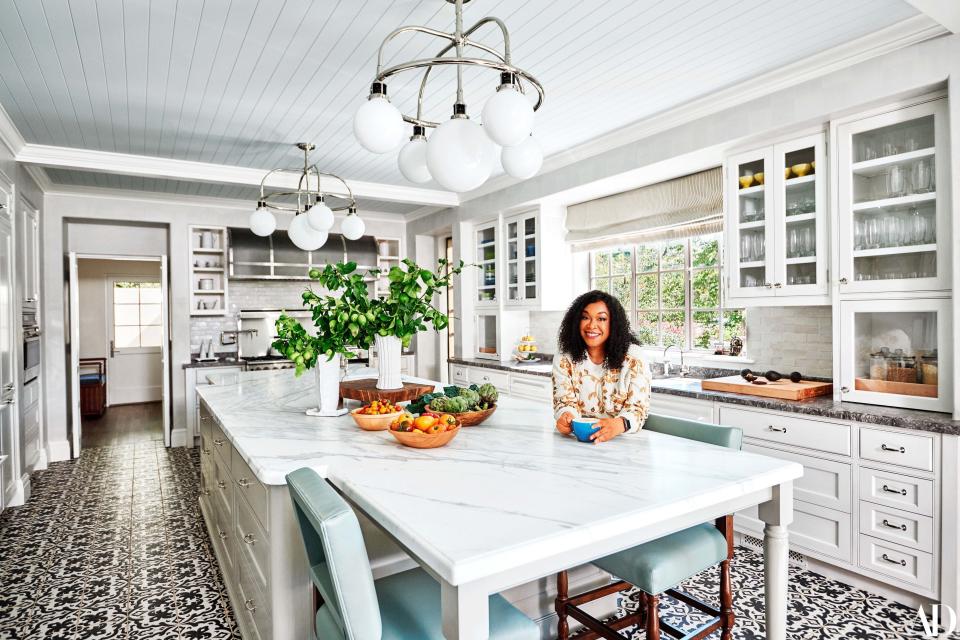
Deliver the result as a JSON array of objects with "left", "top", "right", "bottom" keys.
[{"left": 68, "top": 255, "right": 171, "bottom": 456}]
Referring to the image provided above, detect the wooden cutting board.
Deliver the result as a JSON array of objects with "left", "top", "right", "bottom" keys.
[{"left": 701, "top": 375, "right": 832, "bottom": 401}]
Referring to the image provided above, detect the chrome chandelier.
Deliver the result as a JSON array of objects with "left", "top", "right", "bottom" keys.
[
  {"left": 249, "top": 142, "right": 365, "bottom": 250},
  {"left": 353, "top": 0, "right": 545, "bottom": 192}
]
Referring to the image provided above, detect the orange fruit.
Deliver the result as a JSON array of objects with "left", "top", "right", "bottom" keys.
[
  {"left": 413, "top": 415, "right": 437, "bottom": 431},
  {"left": 439, "top": 414, "right": 457, "bottom": 427}
]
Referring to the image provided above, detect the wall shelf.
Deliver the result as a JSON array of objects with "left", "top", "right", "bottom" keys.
[{"left": 190, "top": 226, "right": 229, "bottom": 317}]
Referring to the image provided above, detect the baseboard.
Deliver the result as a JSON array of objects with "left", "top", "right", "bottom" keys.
[
  {"left": 47, "top": 439, "right": 72, "bottom": 462},
  {"left": 170, "top": 427, "right": 187, "bottom": 448},
  {"left": 36, "top": 445, "right": 48, "bottom": 470},
  {"left": 18, "top": 472, "right": 31, "bottom": 503}
]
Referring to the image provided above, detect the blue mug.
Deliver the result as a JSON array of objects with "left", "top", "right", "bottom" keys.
[{"left": 571, "top": 418, "right": 600, "bottom": 443}]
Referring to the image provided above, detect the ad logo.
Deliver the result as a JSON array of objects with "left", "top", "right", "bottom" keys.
[{"left": 917, "top": 604, "right": 957, "bottom": 637}]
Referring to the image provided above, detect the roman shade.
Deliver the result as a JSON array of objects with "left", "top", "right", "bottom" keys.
[{"left": 566, "top": 167, "right": 723, "bottom": 251}]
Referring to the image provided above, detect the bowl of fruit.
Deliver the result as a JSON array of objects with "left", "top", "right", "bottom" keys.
[
  {"left": 351, "top": 400, "right": 404, "bottom": 431},
  {"left": 409, "top": 384, "right": 499, "bottom": 427},
  {"left": 388, "top": 411, "right": 461, "bottom": 449}
]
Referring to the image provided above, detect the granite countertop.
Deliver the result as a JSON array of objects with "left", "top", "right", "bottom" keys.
[
  {"left": 184, "top": 352, "right": 414, "bottom": 369},
  {"left": 448, "top": 358, "right": 960, "bottom": 436},
  {"left": 449, "top": 356, "right": 552, "bottom": 377}
]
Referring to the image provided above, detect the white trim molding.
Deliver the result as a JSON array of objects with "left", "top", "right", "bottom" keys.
[
  {"left": 0, "top": 100, "right": 26, "bottom": 157},
  {"left": 905, "top": 0, "right": 960, "bottom": 33},
  {"left": 17, "top": 143, "right": 460, "bottom": 207}
]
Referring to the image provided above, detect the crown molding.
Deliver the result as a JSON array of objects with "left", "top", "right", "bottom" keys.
[
  {"left": 905, "top": 0, "right": 960, "bottom": 33},
  {"left": 0, "top": 100, "right": 26, "bottom": 157},
  {"left": 462, "top": 14, "right": 947, "bottom": 204},
  {"left": 16, "top": 143, "right": 460, "bottom": 208},
  {"left": 403, "top": 205, "right": 448, "bottom": 223},
  {"left": 22, "top": 165, "right": 52, "bottom": 192}
]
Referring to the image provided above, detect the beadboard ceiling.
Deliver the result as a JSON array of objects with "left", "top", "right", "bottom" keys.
[{"left": 1, "top": 0, "right": 921, "bottom": 195}]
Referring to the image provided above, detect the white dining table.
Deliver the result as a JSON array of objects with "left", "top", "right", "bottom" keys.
[{"left": 327, "top": 399, "right": 804, "bottom": 640}]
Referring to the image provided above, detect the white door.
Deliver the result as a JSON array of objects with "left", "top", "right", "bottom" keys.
[
  {"left": 69, "top": 252, "right": 81, "bottom": 458},
  {"left": 160, "top": 257, "right": 170, "bottom": 447},
  {"left": 107, "top": 275, "right": 163, "bottom": 406}
]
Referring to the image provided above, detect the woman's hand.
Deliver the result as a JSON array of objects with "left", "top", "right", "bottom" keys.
[
  {"left": 555, "top": 412, "right": 574, "bottom": 435},
  {"left": 589, "top": 417, "right": 626, "bottom": 444}
]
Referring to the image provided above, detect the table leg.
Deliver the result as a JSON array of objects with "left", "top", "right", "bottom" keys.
[
  {"left": 441, "top": 580, "right": 489, "bottom": 640},
  {"left": 758, "top": 481, "right": 794, "bottom": 640}
]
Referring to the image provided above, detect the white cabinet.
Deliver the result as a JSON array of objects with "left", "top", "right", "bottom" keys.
[
  {"left": 185, "top": 365, "right": 243, "bottom": 445},
  {"left": 725, "top": 132, "right": 829, "bottom": 305},
  {"left": 834, "top": 99, "right": 950, "bottom": 294},
  {"left": 0, "top": 203, "right": 17, "bottom": 509},
  {"left": 475, "top": 221, "right": 498, "bottom": 306},
  {"left": 503, "top": 211, "right": 538, "bottom": 305},
  {"left": 16, "top": 201, "right": 40, "bottom": 307}
]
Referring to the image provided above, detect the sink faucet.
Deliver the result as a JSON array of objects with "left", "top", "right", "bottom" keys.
[
  {"left": 221, "top": 328, "right": 258, "bottom": 346},
  {"left": 662, "top": 345, "right": 689, "bottom": 377}
]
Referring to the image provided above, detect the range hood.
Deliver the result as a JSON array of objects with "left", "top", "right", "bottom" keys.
[{"left": 228, "top": 228, "right": 380, "bottom": 280}]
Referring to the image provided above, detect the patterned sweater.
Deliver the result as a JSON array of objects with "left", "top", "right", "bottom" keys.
[{"left": 552, "top": 344, "right": 652, "bottom": 433}]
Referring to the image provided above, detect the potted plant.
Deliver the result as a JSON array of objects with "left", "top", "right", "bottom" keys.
[{"left": 272, "top": 262, "right": 377, "bottom": 415}]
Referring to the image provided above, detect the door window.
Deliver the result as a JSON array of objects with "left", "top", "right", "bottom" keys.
[{"left": 113, "top": 281, "right": 162, "bottom": 350}]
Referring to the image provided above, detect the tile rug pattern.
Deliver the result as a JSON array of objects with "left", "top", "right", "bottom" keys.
[{"left": 0, "top": 442, "right": 239, "bottom": 639}]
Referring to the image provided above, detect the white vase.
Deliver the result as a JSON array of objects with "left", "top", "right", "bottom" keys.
[
  {"left": 307, "top": 354, "right": 345, "bottom": 416},
  {"left": 375, "top": 334, "right": 403, "bottom": 390}
]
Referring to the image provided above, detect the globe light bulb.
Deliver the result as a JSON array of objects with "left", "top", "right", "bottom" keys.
[
  {"left": 501, "top": 135, "right": 542, "bottom": 180},
  {"left": 288, "top": 213, "right": 327, "bottom": 251},
  {"left": 481, "top": 77, "right": 534, "bottom": 147},
  {"left": 426, "top": 113, "right": 494, "bottom": 192},
  {"left": 353, "top": 83, "right": 404, "bottom": 154},
  {"left": 398, "top": 128, "right": 431, "bottom": 184},
  {"left": 249, "top": 206, "right": 276, "bottom": 237},
  {"left": 341, "top": 209, "right": 365, "bottom": 240},
  {"left": 306, "top": 199, "right": 334, "bottom": 232}
]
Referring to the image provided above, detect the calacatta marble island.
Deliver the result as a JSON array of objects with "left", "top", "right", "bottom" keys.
[{"left": 196, "top": 369, "right": 801, "bottom": 640}]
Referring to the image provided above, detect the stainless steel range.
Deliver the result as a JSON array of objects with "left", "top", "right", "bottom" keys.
[{"left": 242, "top": 355, "right": 295, "bottom": 372}]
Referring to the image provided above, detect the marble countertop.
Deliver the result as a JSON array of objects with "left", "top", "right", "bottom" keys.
[
  {"left": 448, "top": 358, "right": 960, "bottom": 435},
  {"left": 449, "top": 356, "right": 552, "bottom": 377},
  {"left": 196, "top": 369, "right": 801, "bottom": 587}
]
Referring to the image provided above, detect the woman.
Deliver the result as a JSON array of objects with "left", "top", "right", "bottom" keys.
[{"left": 553, "top": 290, "right": 652, "bottom": 443}]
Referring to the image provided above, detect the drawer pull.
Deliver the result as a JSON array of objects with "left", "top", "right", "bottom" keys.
[
  {"left": 881, "top": 519, "right": 907, "bottom": 532},
  {"left": 881, "top": 484, "right": 907, "bottom": 496},
  {"left": 217, "top": 529, "right": 228, "bottom": 540},
  {"left": 217, "top": 480, "right": 226, "bottom": 490},
  {"left": 202, "top": 448, "right": 210, "bottom": 456},
  {"left": 236, "top": 478, "right": 251, "bottom": 488},
  {"left": 880, "top": 444, "right": 906, "bottom": 453},
  {"left": 767, "top": 425, "right": 787, "bottom": 433},
  {"left": 201, "top": 489, "right": 210, "bottom": 496},
  {"left": 200, "top": 416, "right": 210, "bottom": 422},
  {"left": 243, "top": 533, "right": 256, "bottom": 545},
  {"left": 244, "top": 599, "right": 256, "bottom": 613},
  {"left": 881, "top": 553, "right": 906, "bottom": 567},
  {"left": 214, "top": 439, "right": 225, "bottom": 447}
]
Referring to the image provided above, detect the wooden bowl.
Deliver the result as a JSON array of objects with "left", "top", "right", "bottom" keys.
[
  {"left": 389, "top": 425, "right": 460, "bottom": 449},
  {"left": 351, "top": 408, "right": 404, "bottom": 431},
  {"left": 426, "top": 404, "right": 497, "bottom": 427}
]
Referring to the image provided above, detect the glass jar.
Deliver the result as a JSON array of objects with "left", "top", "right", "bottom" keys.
[
  {"left": 868, "top": 353, "right": 887, "bottom": 381},
  {"left": 886, "top": 348, "right": 917, "bottom": 384},
  {"left": 919, "top": 352, "right": 938, "bottom": 386}
]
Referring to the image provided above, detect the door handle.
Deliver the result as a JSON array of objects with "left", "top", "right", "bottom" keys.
[{"left": 110, "top": 340, "right": 116, "bottom": 358}]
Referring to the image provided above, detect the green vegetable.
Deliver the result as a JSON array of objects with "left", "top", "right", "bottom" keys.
[
  {"left": 457, "top": 388, "right": 480, "bottom": 410},
  {"left": 443, "top": 385, "right": 460, "bottom": 398},
  {"left": 477, "top": 383, "right": 498, "bottom": 407}
]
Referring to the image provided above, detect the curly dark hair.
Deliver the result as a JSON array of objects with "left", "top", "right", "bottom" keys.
[{"left": 557, "top": 290, "right": 638, "bottom": 371}]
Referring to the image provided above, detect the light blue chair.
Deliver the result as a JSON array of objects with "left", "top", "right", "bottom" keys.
[
  {"left": 554, "top": 413, "right": 743, "bottom": 640},
  {"left": 287, "top": 467, "right": 540, "bottom": 639}
]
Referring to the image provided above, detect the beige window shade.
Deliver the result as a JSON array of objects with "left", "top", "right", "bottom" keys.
[{"left": 566, "top": 167, "right": 723, "bottom": 251}]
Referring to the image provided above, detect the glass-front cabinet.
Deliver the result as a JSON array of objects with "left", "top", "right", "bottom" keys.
[
  {"left": 504, "top": 211, "right": 538, "bottom": 305},
  {"left": 475, "top": 221, "right": 498, "bottom": 306},
  {"left": 836, "top": 99, "right": 949, "bottom": 293},
  {"left": 725, "top": 132, "right": 828, "bottom": 304},
  {"left": 475, "top": 314, "right": 499, "bottom": 360},
  {"left": 839, "top": 298, "right": 952, "bottom": 413}
]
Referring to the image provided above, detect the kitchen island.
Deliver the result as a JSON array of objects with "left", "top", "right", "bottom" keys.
[{"left": 196, "top": 369, "right": 801, "bottom": 639}]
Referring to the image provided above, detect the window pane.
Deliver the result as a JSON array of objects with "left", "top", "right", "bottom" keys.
[
  {"left": 114, "top": 285, "right": 139, "bottom": 304},
  {"left": 114, "top": 304, "right": 140, "bottom": 326},
  {"left": 636, "top": 245, "right": 658, "bottom": 272},
  {"left": 723, "top": 309, "right": 746, "bottom": 342},
  {"left": 661, "top": 241, "right": 684, "bottom": 269},
  {"left": 611, "top": 249, "right": 631, "bottom": 275},
  {"left": 140, "top": 325, "right": 163, "bottom": 347},
  {"left": 661, "top": 271, "right": 685, "bottom": 308},
  {"left": 636, "top": 273, "right": 658, "bottom": 309},
  {"left": 593, "top": 253, "right": 609, "bottom": 277},
  {"left": 661, "top": 311, "right": 685, "bottom": 347},
  {"left": 594, "top": 278, "right": 610, "bottom": 294},
  {"left": 140, "top": 304, "right": 162, "bottom": 326},
  {"left": 692, "top": 269, "right": 720, "bottom": 308},
  {"left": 692, "top": 236, "right": 720, "bottom": 267},
  {"left": 114, "top": 326, "right": 140, "bottom": 349},
  {"left": 636, "top": 311, "right": 659, "bottom": 346},
  {"left": 693, "top": 310, "right": 720, "bottom": 350},
  {"left": 139, "top": 283, "right": 162, "bottom": 303},
  {"left": 611, "top": 276, "right": 631, "bottom": 310}
]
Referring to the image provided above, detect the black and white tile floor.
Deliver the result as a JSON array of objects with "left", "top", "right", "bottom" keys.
[
  {"left": 0, "top": 441, "right": 239, "bottom": 640},
  {"left": 2, "top": 439, "right": 957, "bottom": 640}
]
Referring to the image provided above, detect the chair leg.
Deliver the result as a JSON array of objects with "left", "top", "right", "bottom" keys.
[
  {"left": 645, "top": 593, "right": 660, "bottom": 640},
  {"left": 720, "top": 559, "right": 734, "bottom": 639},
  {"left": 556, "top": 571, "right": 569, "bottom": 640}
]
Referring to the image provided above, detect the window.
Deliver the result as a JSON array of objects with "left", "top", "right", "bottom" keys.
[
  {"left": 590, "top": 234, "right": 744, "bottom": 351},
  {"left": 113, "top": 281, "right": 163, "bottom": 349}
]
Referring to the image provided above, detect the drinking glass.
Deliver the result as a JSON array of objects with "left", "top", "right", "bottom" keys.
[
  {"left": 865, "top": 218, "right": 880, "bottom": 249},
  {"left": 888, "top": 165, "right": 907, "bottom": 198},
  {"left": 788, "top": 228, "right": 798, "bottom": 258},
  {"left": 854, "top": 219, "right": 865, "bottom": 250},
  {"left": 912, "top": 159, "right": 933, "bottom": 194},
  {"left": 741, "top": 234, "right": 751, "bottom": 262},
  {"left": 802, "top": 226, "right": 815, "bottom": 256}
]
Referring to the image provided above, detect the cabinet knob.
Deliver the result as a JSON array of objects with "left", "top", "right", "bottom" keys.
[
  {"left": 774, "top": 282, "right": 782, "bottom": 289},
  {"left": 244, "top": 599, "right": 257, "bottom": 613},
  {"left": 217, "top": 529, "right": 228, "bottom": 540},
  {"left": 237, "top": 478, "right": 250, "bottom": 488},
  {"left": 839, "top": 277, "right": 848, "bottom": 284},
  {"left": 201, "top": 489, "right": 210, "bottom": 496},
  {"left": 214, "top": 439, "right": 224, "bottom": 447},
  {"left": 243, "top": 533, "right": 256, "bottom": 545},
  {"left": 217, "top": 480, "right": 226, "bottom": 490},
  {"left": 840, "top": 387, "right": 849, "bottom": 393}
]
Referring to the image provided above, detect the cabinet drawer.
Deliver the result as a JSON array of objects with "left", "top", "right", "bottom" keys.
[
  {"left": 719, "top": 406, "right": 850, "bottom": 456},
  {"left": 858, "top": 535, "right": 933, "bottom": 590},
  {"left": 650, "top": 395, "right": 714, "bottom": 422},
  {"left": 238, "top": 538, "right": 272, "bottom": 640},
  {"left": 213, "top": 452, "right": 234, "bottom": 517},
  {"left": 743, "top": 444, "right": 851, "bottom": 512},
  {"left": 212, "top": 494, "right": 235, "bottom": 578},
  {"left": 859, "top": 503, "right": 933, "bottom": 552},
  {"left": 510, "top": 374, "right": 551, "bottom": 400},
  {"left": 236, "top": 490, "right": 270, "bottom": 588},
  {"left": 859, "top": 467, "right": 933, "bottom": 516},
  {"left": 211, "top": 421, "right": 232, "bottom": 469},
  {"left": 22, "top": 379, "right": 39, "bottom": 407},
  {"left": 232, "top": 447, "right": 269, "bottom": 532},
  {"left": 467, "top": 367, "right": 511, "bottom": 391},
  {"left": 199, "top": 406, "right": 214, "bottom": 443},
  {"left": 859, "top": 428, "right": 934, "bottom": 472},
  {"left": 450, "top": 364, "right": 469, "bottom": 385},
  {"left": 736, "top": 501, "right": 852, "bottom": 561}
]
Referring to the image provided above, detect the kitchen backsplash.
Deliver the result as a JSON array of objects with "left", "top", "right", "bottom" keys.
[
  {"left": 527, "top": 305, "right": 833, "bottom": 378},
  {"left": 190, "top": 280, "right": 312, "bottom": 353}
]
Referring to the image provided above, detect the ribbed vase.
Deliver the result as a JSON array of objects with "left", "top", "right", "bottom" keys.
[
  {"left": 375, "top": 334, "right": 403, "bottom": 390},
  {"left": 314, "top": 354, "right": 342, "bottom": 414}
]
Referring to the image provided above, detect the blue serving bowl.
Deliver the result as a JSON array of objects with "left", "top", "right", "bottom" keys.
[{"left": 571, "top": 418, "right": 600, "bottom": 443}]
